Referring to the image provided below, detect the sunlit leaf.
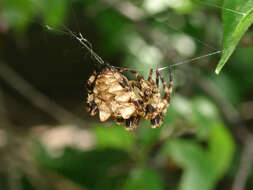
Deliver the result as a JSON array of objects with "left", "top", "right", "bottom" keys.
[{"left": 215, "top": 0, "right": 253, "bottom": 74}]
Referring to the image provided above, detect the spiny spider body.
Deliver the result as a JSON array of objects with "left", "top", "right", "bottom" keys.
[
  {"left": 86, "top": 66, "right": 144, "bottom": 130},
  {"left": 86, "top": 65, "right": 173, "bottom": 130}
]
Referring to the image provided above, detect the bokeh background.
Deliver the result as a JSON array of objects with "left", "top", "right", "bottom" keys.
[{"left": 0, "top": 0, "right": 253, "bottom": 190}]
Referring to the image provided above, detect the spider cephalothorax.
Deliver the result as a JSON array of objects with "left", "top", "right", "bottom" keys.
[
  {"left": 119, "top": 67, "right": 173, "bottom": 128},
  {"left": 86, "top": 65, "right": 173, "bottom": 130}
]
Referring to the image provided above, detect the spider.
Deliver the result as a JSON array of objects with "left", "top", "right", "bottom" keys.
[{"left": 86, "top": 65, "right": 173, "bottom": 130}]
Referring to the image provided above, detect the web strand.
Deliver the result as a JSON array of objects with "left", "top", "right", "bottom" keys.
[
  {"left": 159, "top": 50, "right": 222, "bottom": 71},
  {"left": 193, "top": 0, "right": 246, "bottom": 16}
]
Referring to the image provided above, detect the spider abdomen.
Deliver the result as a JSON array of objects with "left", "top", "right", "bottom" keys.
[{"left": 86, "top": 67, "right": 142, "bottom": 128}]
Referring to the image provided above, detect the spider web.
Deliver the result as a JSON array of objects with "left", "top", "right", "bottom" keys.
[
  {"left": 6, "top": 0, "right": 247, "bottom": 73},
  {"left": 43, "top": 0, "right": 247, "bottom": 74}
]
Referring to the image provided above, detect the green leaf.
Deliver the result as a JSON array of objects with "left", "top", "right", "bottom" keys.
[
  {"left": 162, "top": 139, "right": 207, "bottom": 169},
  {"left": 123, "top": 168, "right": 164, "bottom": 190},
  {"left": 1, "top": 0, "right": 68, "bottom": 32},
  {"left": 215, "top": 0, "right": 253, "bottom": 74},
  {"left": 94, "top": 125, "right": 136, "bottom": 151},
  {"left": 162, "top": 139, "right": 216, "bottom": 190}
]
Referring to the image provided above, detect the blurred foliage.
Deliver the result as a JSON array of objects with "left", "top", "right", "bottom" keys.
[
  {"left": 162, "top": 124, "right": 234, "bottom": 190},
  {"left": 0, "top": 0, "right": 68, "bottom": 32},
  {"left": 0, "top": 0, "right": 253, "bottom": 190},
  {"left": 123, "top": 167, "right": 164, "bottom": 190},
  {"left": 28, "top": 96, "right": 236, "bottom": 190},
  {"left": 35, "top": 145, "right": 130, "bottom": 190},
  {"left": 94, "top": 126, "right": 135, "bottom": 151}
]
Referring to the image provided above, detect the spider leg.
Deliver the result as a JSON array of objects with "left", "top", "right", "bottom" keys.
[
  {"left": 151, "top": 114, "right": 161, "bottom": 128},
  {"left": 119, "top": 78, "right": 130, "bottom": 88},
  {"left": 156, "top": 70, "right": 159, "bottom": 87},
  {"left": 157, "top": 66, "right": 173, "bottom": 103},
  {"left": 147, "top": 69, "right": 154, "bottom": 84},
  {"left": 117, "top": 68, "right": 137, "bottom": 91},
  {"left": 129, "top": 80, "right": 142, "bottom": 90},
  {"left": 86, "top": 70, "right": 99, "bottom": 115},
  {"left": 151, "top": 113, "right": 163, "bottom": 128},
  {"left": 115, "top": 117, "right": 124, "bottom": 125},
  {"left": 87, "top": 100, "right": 98, "bottom": 116},
  {"left": 118, "top": 68, "right": 144, "bottom": 82},
  {"left": 125, "top": 115, "right": 141, "bottom": 130},
  {"left": 87, "top": 70, "right": 97, "bottom": 93}
]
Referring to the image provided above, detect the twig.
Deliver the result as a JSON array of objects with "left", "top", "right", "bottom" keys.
[{"left": 0, "top": 61, "right": 86, "bottom": 126}]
